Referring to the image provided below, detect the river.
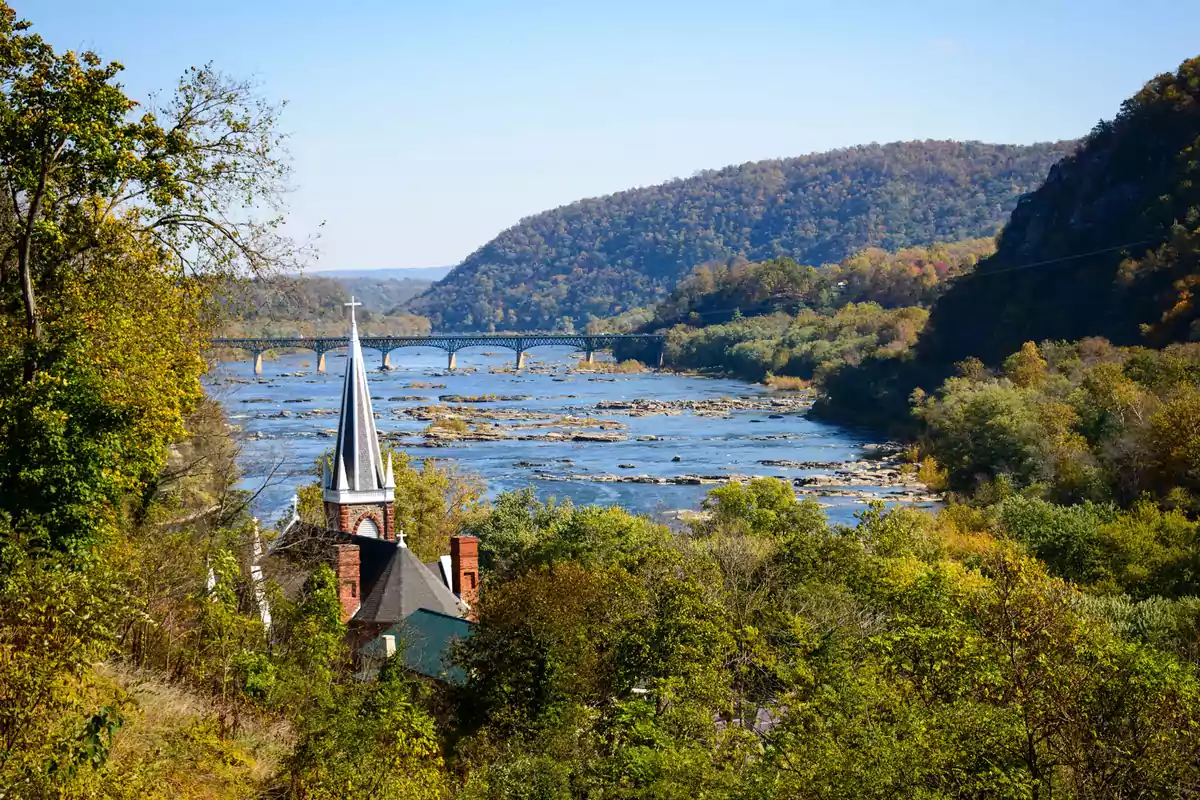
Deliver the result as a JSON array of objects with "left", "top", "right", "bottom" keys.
[{"left": 206, "top": 347, "right": 935, "bottom": 527}]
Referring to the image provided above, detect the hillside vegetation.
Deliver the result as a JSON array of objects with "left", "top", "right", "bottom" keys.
[
  {"left": 218, "top": 274, "right": 432, "bottom": 337},
  {"left": 817, "top": 55, "right": 1200, "bottom": 433},
  {"left": 612, "top": 238, "right": 993, "bottom": 382},
  {"left": 918, "top": 58, "right": 1200, "bottom": 365},
  {"left": 13, "top": 3, "right": 1200, "bottom": 796},
  {"left": 409, "top": 140, "right": 1075, "bottom": 331}
]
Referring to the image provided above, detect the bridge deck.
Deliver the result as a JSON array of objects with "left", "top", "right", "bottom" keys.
[
  {"left": 210, "top": 333, "right": 663, "bottom": 354},
  {"left": 208, "top": 333, "right": 665, "bottom": 373}
]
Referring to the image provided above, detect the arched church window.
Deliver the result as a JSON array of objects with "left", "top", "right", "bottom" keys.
[{"left": 356, "top": 516, "right": 380, "bottom": 538}]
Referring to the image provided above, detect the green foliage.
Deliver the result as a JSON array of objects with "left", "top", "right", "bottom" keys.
[
  {"left": 917, "top": 340, "right": 1200, "bottom": 510},
  {"left": 271, "top": 564, "right": 347, "bottom": 703},
  {"left": 285, "top": 659, "right": 449, "bottom": 799},
  {"left": 920, "top": 56, "right": 1200, "bottom": 366},
  {"left": 463, "top": 488, "right": 668, "bottom": 578},
  {"left": 697, "top": 477, "right": 826, "bottom": 538},
  {"left": 647, "top": 240, "right": 993, "bottom": 333},
  {"left": 616, "top": 240, "right": 983, "bottom": 384},
  {"left": 994, "top": 495, "right": 1200, "bottom": 599},
  {"left": 410, "top": 142, "right": 1070, "bottom": 331},
  {"left": 453, "top": 488, "right": 1200, "bottom": 798},
  {"left": 0, "top": 518, "right": 129, "bottom": 795},
  {"left": 650, "top": 303, "right": 927, "bottom": 383}
]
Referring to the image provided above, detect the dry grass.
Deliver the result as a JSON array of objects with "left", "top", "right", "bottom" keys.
[
  {"left": 96, "top": 663, "right": 292, "bottom": 799},
  {"left": 763, "top": 374, "right": 810, "bottom": 391},
  {"left": 426, "top": 417, "right": 470, "bottom": 435},
  {"left": 573, "top": 358, "right": 650, "bottom": 374}
]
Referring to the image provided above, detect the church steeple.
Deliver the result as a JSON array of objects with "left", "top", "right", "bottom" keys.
[{"left": 323, "top": 297, "right": 395, "bottom": 539}]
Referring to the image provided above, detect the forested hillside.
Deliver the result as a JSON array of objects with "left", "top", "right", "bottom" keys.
[
  {"left": 218, "top": 274, "right": 432, "bottom": 336},
  {"left": 612, "top": 239, "right": 993, "bottom": 382},
  {"left": 410, "top": 140, "right": 1074, "bottom": 331},
  {"left": 11, "top": 4, "right": 1200, "bottom": 797},
  {"left": 817, "top": 55, "right": 1200, "bottom": 431},
  {"left": 918, "top": 57, "right": 1200, "bottom": 365}
]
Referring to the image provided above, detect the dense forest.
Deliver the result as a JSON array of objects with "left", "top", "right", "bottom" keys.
[
  {"left": 815, "top": 54, "right": 1200, "bottom": 432},
  {"left": 611, "top": 238, "right": 993, "bottom": 382},
  {"left": 409, "top": 141, "right": 1074, "bottom": 331},
  {"left": 219, "top": 274, "right": 432, "bottom": 337},
  {"left": 10, "top": 2, "right": 1200, "bottom": 797}
]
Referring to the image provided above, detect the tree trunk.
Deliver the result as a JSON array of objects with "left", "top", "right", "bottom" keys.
[{"left": 18, "top": 247, "right": 39, "bottom": 382}]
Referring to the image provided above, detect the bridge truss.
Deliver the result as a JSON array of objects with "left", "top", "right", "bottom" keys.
[{"left": 209, "top": 333, "right": 666, "bottom": 373}]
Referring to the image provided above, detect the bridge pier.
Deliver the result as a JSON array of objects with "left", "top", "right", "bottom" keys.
[
  {"left": 583, "top": 349, "right": 595, "bottom": 364},
  {"left": 447, "top": 351, "right": 457, "bottom": 370},
  {"left": 515, "top": 350, "right": 527, "bottom": 370},
  {"left": 253, "top": 350, "right": 264, "bottom": 376},
  {"left": 383, "top": 350, "right": 392, "bottom": 370},
  {"left": 317, "top": 351, "right": 326, "bottom": 374}
]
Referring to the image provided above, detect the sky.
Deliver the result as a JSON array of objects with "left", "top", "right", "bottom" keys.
[{"left": 27, "top": 0, "right": 1200, "bottom": 270}]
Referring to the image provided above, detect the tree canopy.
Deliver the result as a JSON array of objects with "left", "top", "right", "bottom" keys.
[
  {"left": 408, "top": 141, "right": 1073, "bottom": 331},
  {"left": 919, "top": 56, "right": 1200, "bottom": 365}
]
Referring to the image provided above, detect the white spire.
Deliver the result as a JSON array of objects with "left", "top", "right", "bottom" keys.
[
  {"left": 336, "top": 452, "right": 349, "bottom": 492},
  {"left": 324, "top": 296, "right": 393, "bottom": 505},
  {"left": 384, "top": 452, "right": 395, "bottom": 489}
]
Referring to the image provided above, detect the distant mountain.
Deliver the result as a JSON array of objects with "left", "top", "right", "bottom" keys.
[
  {"left": 309, "top": 267, "right": 454, "bottom": 282},
  {"left": 407, "top": 140, "right": 1077, "bottom": 331},
  {"left": 219, "top": 274, "right": 432, "bottom": 337}
]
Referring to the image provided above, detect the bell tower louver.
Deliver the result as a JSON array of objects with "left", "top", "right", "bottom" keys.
[{"left": 323, "top": 297, "right": 396, "bottom": 539}]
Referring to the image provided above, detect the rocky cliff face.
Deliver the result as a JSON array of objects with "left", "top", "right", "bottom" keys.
[{"left": 919, "top": 56, "right": 1200, "bottom": 365}]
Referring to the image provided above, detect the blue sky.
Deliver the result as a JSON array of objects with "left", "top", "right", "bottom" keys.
[{"left": 27, "top": 0, "right": 1200, "bottom": 270}]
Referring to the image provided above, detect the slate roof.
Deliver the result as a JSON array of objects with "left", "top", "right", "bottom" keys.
[{"left": 353, "top": 541, "right": 467, "bottom": 625}]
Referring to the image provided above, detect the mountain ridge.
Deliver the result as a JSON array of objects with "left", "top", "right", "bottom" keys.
[{"left": 408, "top": 139, "right": 1077, "bottom": 331}]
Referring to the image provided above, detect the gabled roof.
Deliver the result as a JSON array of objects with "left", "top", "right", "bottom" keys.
[
  {"left": 324, "top": 298, "right": 394, "bottom": 500},
  {"left": 354, "top": 542, "right": 467, "bottom": 625}
]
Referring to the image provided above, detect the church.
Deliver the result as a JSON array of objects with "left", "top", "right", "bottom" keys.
[{"left": 277, "top": 298, "right": 477, "bottom": 682}]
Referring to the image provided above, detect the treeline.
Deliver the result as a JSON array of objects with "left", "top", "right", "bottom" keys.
[
  {"left": 613, "top": 238, "right": 992, "bottom": 382},
  {"left": 219, "top": 274, "right": 432, "bottom": 337},
  {"left": 409, "top": 140, "right": 1072, "bottom": 331}
]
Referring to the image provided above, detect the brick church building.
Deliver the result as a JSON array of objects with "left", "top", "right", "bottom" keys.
[{"left": 278, "top": 299, "right": 477, "bottom": 680}]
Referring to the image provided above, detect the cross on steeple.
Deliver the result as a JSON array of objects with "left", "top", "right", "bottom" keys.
[{"left": 344, "top": 296, "right": 362, "bottom": 325}]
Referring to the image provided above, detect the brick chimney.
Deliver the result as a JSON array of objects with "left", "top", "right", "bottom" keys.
[
  {"left": 450, "top": 535, "right": 480, "bottom": 619},
  {"left": 333, "top": 543, "right": 361, "bottom": 622}
]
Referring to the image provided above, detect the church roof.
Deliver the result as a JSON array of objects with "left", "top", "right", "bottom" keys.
[
  {"left": 361, "top": 610, "right": 474, "bottom": 684},
  {"left": 325, "top": 297, "right": 394, "bottom": 500},
  {"left": 353, "top": 541, "right": 468, "bottom": 625}
]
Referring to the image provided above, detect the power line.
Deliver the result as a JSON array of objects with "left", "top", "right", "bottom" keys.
[
  {"left": 650, "top": 237, "right": 1161, "bottom": 325},
  {"left": 946, "top": 239, "right": 1155, "bottom": 282}
]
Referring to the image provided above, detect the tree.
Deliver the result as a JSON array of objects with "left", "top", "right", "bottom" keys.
[
  {"left": 0, "top": 9, "right": 296, "bottom": 376},
  {"left": 0, "top": 4, "right": 298, "bottom": 554}
]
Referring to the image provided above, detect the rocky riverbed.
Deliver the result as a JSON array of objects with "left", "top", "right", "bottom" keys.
[{"left": 211, "top": 349, "right": 937, "bottom": 523}]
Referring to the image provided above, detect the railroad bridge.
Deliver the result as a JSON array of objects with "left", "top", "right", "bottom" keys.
[{"left": 209, "top": 333, "right": 666, "bottom": 374}]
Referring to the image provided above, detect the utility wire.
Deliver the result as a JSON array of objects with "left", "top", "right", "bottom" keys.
[
  {"left": 670, "top": 238, "right": 1160, "bottom": 318},
  {"left": 945, "top": 239, "right": 1155, "bottom": 282},
  {"left": 644, "top": 237, "right": 1161, "bottom": 327}
]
